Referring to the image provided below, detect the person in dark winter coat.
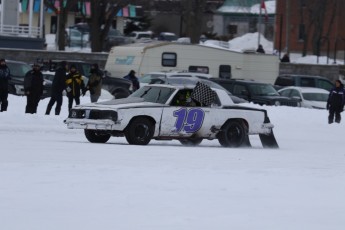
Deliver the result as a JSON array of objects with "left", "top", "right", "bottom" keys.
[
  {"left": 0, "top": 59, "right": 11, "bottom": 112},
  {"left": 327, "top": 80, "right": 345, "bottom": 124},
  {"left": 281, "top": 53, "right": 290, "bottom": 63},
  {"left": 24, "top": 63, "right": 44, "bottom": 114},
  {"left": 84, "top": 63, "right": 102, "bottom": 102},
  {"left": 123, "top": 70, "right": 140, "bottom": 92},
  {"left": 65, "top": 64, "right": 85, "bottom": 111},
  {"left": 256, "top": 44, "right": 265, "bottom": 54},
  {"left": 45, "top": 61, "right": 68, "bottom": 115}
]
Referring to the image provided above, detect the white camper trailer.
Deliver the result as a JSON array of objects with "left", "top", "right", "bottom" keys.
[{"left": 105, "top": 42, "right": 279, "bottom": 84}]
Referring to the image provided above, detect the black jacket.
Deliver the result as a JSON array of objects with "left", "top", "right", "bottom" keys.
[
  {"left": 51, "top": 66, "right": 67, "bottom": 95},
  {"left": 0, "top": 65, "right": 10, "bottom": 90},
  {"left": 327, "top": 86, "right": 345, "bottom": 111},
  {"left": 24, "top": 70, "right": 44, "bottom": 96}
]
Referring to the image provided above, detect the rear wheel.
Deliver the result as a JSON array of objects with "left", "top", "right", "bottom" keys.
[
  {"left": 179, "top": 138, "right": 203, "bottom": 146},
  {"left": 217, "top": 120, "right": 246, "bottom": 147},
  {"left": 125, "top": 117, "right": 154, "bottom": 145},
  {"left": 84, "top": 129, "right": 111, "bottom": 143}
]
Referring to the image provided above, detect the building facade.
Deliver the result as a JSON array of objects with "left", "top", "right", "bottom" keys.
[{"left": 275, "top": 0, "right": 345, "bottom": 61}]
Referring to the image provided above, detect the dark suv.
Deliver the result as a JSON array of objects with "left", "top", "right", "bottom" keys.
[
  {"left": 42, "top": 60, "right": 131, "bottom": 98},
  {"left": 274, "top": 74, "right": 333, "bottom": 91},
  {"left": 209, "top": 78, "right": 300, "bottom": 107}
]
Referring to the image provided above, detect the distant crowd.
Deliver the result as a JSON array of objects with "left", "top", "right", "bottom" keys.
[{"left": 0, "top": 59, "right": 103, "bottom": 115}]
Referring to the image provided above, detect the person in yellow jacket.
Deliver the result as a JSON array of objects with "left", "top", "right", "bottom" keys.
[{"left": 65, "top": 65, "right": 85, "bottom": 111}]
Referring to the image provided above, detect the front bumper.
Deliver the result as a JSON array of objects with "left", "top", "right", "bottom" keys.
[{"left": 65, "top": 118, "right": 118, "bottom": 130}]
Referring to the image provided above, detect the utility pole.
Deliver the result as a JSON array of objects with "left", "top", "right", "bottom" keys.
[{"left": 285, "top": 0, "right": 290, "bottom": 54}]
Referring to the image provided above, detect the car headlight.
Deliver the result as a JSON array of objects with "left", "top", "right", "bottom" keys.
[{"left": 274, "top": 101, "right": 281, "bottom": 106}]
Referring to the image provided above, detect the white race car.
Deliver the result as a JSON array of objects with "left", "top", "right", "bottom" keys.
[{"left": 65, "top": 83, "right": 278, "bottom": 148}]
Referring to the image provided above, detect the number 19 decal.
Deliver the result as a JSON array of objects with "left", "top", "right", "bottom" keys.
[{"left": 173, "top": 108, "right": 205, "bottom": 133}]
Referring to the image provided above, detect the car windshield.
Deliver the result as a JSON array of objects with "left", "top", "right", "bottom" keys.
[
  {"left": 6, "top": 62, "right": 31, "bottom": 78},
  {"left": 302, "top": 92, "right": 329, "bottom": 102},
  {"left": 249, "top": 83, "right": 279, "bottom": 96},
  {"left": 129, "top": 86, "right": 175, "bottom": 104}
]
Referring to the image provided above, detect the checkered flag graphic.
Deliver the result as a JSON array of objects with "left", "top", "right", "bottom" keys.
[{"left": 191, "top": 82, "right": 217, "bottom": 106}]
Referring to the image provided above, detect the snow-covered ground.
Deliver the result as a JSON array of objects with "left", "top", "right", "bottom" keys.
[
  {"left": 1, "top": 90, "right": 345, "bottom": 230},
  {"left": 2, "top": 31, "right": 344, "bottom": 229}
]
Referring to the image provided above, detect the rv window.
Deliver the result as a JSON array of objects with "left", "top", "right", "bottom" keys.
[
  {"left": 162, "top": 52, "right": 177, "bottom": 67},
  {"left": 188, "top": 66, "right": 209, "bottom": 74},
  {"left": 219, "top": 65, "right": 231, "bottom": 79}
]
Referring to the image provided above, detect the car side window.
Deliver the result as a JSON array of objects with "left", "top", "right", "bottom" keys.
[
  {"left": 290, "top": 89, "right": 300, "bottom": 98},
  {"left": 317, "top": 79, "right": 333, "bottom": 91},
  {"left": 300, "top": 78, "right": 315, "bottom": 87},
  {"left": 279, "top": 89, "right": 291, "bottom": 97},
  {"left": 232, "top": 84, "right": 246, "bottom": 95}
]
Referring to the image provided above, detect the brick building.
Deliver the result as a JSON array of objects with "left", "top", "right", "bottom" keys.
[{"left": 275, "top": 0, "right": 345, "bottom": 61}]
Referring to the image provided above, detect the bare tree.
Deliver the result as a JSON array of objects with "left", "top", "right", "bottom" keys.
[
  {"left": 44, "top": 0, "right": 79, "bottom": 50},
  {"left": 180, "top": 0, "right": 207, "bottom": 43},
  {"left": 302, "top": 0, "right": 337, "bottom": 55}
]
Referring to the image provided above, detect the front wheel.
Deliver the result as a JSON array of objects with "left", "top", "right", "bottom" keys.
[
  {"left": 84, "top": 129, "right": 111, "bottom": 143},
  {"left": 125, "top": 117, "right": 154, "bottom": 145},
  {"left": 217, "top": 120, "right": 246, "bottom": 147}
]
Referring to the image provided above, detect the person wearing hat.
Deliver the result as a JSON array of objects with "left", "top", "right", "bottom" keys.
[
  {"left": 24, "top": 63, "right": 44, "bottom": 114},
  {"left": 0, "top": 59, "right": 11, "bottom": 112},
  {"left": 45, "top": 61, "right": 68, "bottom": 115},
  {"left": 65, "top": 64, "right": 85, "bottom": 111},
  {"left": 123, "top": 70, "right": 140, "bottom": 92},
  {"left": 83, "top": 63, "right": 103, "bottom": 102}
]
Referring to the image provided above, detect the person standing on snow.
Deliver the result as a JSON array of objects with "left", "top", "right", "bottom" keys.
[
  {"left": 123, "top": 70, "right": 140, "bottom": 92},
  {"left": 327, "top": 80, "right": 345, "bottom": 124},
  {"left": 65, "top": 64, "right": 85, "bottom": 111},
  {"left": 0, "top": 59, "right": 11, "bottom": 112},
  {"left": 45, "top": 61, "right": 68, "bottom": 115},
  {"left": 83, "top": 63, "right": 102, "bottom": 102},
  {"left": 24, "top": 63, "right": 44, "bottom": 114}
]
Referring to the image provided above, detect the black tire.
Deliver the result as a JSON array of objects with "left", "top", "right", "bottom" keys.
[
  {"left": 84, "top": 129, "right": 111, "bottom": 143},
  {"left": 125, "top": 117, "right": 154, "bottom": 145},
  {"left": 179, "top": 138, "right": 203, "bottom": 146},
  {"left": 217, "top": 120, "right": 246, "bottom": 147}
]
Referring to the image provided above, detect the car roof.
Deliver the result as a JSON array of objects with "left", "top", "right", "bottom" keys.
[
  {"left": 5, "top": 60, "right": 28, "bottom": 64},
  {"left": 146, "top": 71, "right": 213, "bottom": 78},
  {"left": 278, "top": 86, "right": 330, "bottom": 93},
  {"left": 278, "top": 74, "right": 328, "bottom": 79}
]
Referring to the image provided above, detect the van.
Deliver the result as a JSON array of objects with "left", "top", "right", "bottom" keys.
[{"left": 274, "top": 74, "right": 333, "bottom": 91}]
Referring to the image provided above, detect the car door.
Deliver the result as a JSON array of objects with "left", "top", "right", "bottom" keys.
[{"left": 159, "top": 90, "right": 216, "bottom": 137}]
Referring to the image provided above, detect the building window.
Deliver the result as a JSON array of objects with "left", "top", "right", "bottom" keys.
[{"left": 162, "top": 52, "right": 177, "bottom": 67}]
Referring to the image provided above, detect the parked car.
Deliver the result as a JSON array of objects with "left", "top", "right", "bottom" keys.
[
  {"left": 128, "top": 31, "right": 153, "bottom": 42},
  {"left": 274, "top": 74, "right": 334, "bottom": 91},
  {"left": 157, "top": 32, "right": 178, "bottom": 41},
  {"left": 103, "top": 29, "right": 133, "bottom": 51},
  {"left": 138, "top": 72, "right": 247, "bottom": 104},
  {"left": 66, "top": 28, "right": 89, "bottom": 47},
  {"left": 209, "top": 78, "right": 300, "bottom": 107},
  {"left": 278, "top": 86, "right": 329, "bottom": 109},
  {"left": 7, "top": 60, "right": 52, "bottom": 99},
  {"left": 65, "top": 84, "right": 278, "bottom": 148}
]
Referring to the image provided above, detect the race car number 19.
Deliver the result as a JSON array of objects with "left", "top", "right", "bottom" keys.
[{"left": 173, "top": 108, "right": 205, "bottom": 133}]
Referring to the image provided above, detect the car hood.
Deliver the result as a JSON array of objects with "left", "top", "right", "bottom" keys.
[{"left": 74, "top": 97, "right": 166, "bottom": 110}]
